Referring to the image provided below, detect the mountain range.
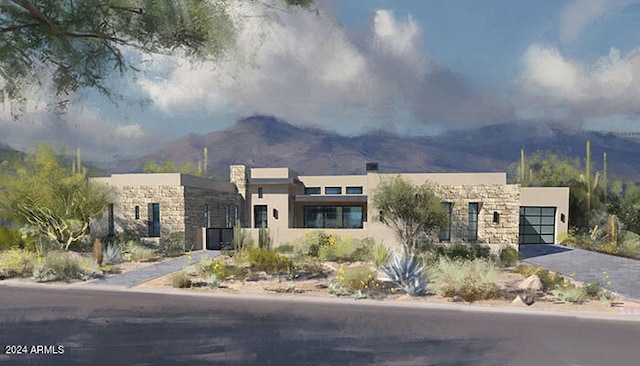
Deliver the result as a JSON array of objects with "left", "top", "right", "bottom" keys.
[{"left": 108, "top": 115, "right": 640, "bottom": 182}]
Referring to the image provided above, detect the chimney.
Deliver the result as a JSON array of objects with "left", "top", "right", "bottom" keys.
[{"left": 366, "top": 162, "right": 379, "bottom": 172}]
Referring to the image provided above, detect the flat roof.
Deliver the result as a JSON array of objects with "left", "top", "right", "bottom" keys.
[{"left": 293, "top": 195, "right": 367, "bottom": 203}]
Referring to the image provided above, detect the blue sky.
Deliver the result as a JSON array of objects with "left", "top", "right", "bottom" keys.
[{"left": 2, "top": 0, "right": 640, "bottom": 159}]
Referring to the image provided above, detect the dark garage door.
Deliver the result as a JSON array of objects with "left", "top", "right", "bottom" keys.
[{"left": 519, "top": 207, "right": 556, "bottom": 244}]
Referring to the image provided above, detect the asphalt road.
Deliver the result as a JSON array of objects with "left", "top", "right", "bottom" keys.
[{"left": 1, "top": 286, "right": 639, "bottom": 366}]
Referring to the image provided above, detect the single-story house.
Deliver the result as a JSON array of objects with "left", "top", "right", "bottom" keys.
[{"left": 93, "top": 163, "right": 569, "bottom": 251}]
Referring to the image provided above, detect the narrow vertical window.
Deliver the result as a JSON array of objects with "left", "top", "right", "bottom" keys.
[
  {"left": 148, "top": 203, "right": 160, "bottom": 237},
  {"left": 439, "top": 202, "right": 452, "bottom": 241},
  {"left": 468, "top": 203, "right": 479, "bottom": 242},
  {"left": 258, "top": 187, "right": 263, "bottom": 198},
  {"left": 204, "top": 204, "right": 209, "bottom": 228},
  {"left": 225, "top": 205, "right": 231, "bottom": 228},
  {"left": 234, "top": 205, "right": 239, "bottom": 225},
  {"left": 134, "top": 205, "right": 140, "bottom": 220}
]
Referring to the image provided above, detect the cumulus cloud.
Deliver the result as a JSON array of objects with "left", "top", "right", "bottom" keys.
[
  {"left": 520, "top": 43, "right": 640, "bottom": 121},
  {"left": 136, "top": 3, "right": 513, "bottom": 135},
  {"left": 0, "top": 106, "right": 155, "bottom": 160},
  {"left": 559, "top": 0, "right": 632, "bottom": 44}
]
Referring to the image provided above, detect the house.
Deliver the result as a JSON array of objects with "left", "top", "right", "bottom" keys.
[{"left": 94, "top": 163, "right": 569, "bottom": 251}]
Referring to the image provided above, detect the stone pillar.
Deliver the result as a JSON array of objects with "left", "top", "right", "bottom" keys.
[{"left": 230, "top": 165, "right": 250, "bottom": 227}]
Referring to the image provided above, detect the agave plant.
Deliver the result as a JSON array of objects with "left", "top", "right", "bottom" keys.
[
  {"left": 103, "top": 243, "right": 122, "bottom": 264},
  {"left": 380, "top": 252, "right": 428, "bottom": 296}
]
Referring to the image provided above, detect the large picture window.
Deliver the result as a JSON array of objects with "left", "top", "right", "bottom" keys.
[{"left": 303, "top": 206, "right": 363, "bottom": 229}]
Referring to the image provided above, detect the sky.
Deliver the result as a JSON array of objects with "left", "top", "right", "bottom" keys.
[{"left": 2, "top": 0, "right": 640, "bottom": 160}]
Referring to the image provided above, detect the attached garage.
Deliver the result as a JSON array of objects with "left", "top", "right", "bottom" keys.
[{"left": 519, "top": 207, "right": 556, "bottom": 244}]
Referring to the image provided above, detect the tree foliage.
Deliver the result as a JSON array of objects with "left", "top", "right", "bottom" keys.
[
  {"left": 0, "top": 0, "right": 312, "bottom": 111},
  {"left": 0, "top": 145, "right": 111, "bottom": 250},
  {"left": 372, "top": 176, "right": 448, "bottom": 254}
]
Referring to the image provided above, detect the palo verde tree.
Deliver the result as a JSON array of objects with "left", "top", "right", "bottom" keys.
[
  {"left": 372, "top": 176, "right": 448, "bottom": 255},
  {"left": 0, "top": 0, "right": 313, "bottom": 111},
  {"left": 0, "top": 145, "right": 111, "bottom": 250}
]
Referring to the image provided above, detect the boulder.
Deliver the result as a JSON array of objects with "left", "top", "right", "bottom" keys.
[
  {"left": 512, "top": 294, "right": 535, "bottom": 306},
  {"left": 516, "top": 275, "right": 543, "bottom": 293}
]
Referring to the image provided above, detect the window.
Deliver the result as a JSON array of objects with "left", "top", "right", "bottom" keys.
[
  {"left": 108, "top": 204, "right": 115, "bottom": 236},
  {"left": 493, "top": 211, "right": 500, "bottom": 224},
  {"left": 134, "top": 205, "right": 140, "bottom": 220},
  {"left": 468, "top": 203, "right": 479, "bottom": 242},
  {"left": 303, "top": 206, "right": 363, "bottom": 229},
  {"left": 346, "top": 186, "right": 363, "bottom": 194},
  {"left": 304, "top": 187, "right": 321, "bottom": 195},
  {"left": 254, "top": 205, "right": 268, "bottom": 228},
  {"left": 258, "top": 187, "right": 263, "bottom": 198},
  {"left": 325, "top": 187, "right": 342, "bottom": 195},
  {"left": 204, "top": 204, "right": 209, "bottom": 228},
  {"left": 225, "top": 205, "right": 231, "bottom": 228},
  {"left": 439, "top": 202, "right": 452, "bottom": 241},
  {"left": 234, "top": 205, "right": 239, "bottom": 225},
  {"left": 148, "top": 203, "right": 160, "bottom": 237}
]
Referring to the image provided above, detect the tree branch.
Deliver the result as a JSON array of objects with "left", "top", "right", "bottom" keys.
[{"left": 0, "top": 22, "right": 41, "bottom": 33}]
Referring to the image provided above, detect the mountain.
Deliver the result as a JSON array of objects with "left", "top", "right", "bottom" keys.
[{"left": 110, "top": 115, "right": 640, "bottom": 182}]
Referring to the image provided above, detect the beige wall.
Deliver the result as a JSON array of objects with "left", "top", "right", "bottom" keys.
[{"left": 520, "top": 187, "right": 570, "bottom": 242}]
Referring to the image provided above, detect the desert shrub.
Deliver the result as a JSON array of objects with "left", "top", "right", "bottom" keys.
[
  {"left": 536, "top": 268, "right": 566, "bottom": 291},
  {"left": 371, "top": 243, "right": 391, "bottom": 268},
  {"left": 158, "top": 232, "right": 186, "bottom": 257},
  {"left": 556, "top": 286, "right": 588, "bottom": 304},
  {"left": 434, "top": 243, "right": 493, "bottom": 261},
  {"left": 291, "top": 255, "right": 325, "bottom": 275},
  {"left": 121, "top": 240, "right": 158, "bottom": 262},
  {"left": 206, "top": 273, "right": 220, "bottom": 289},
  {"left": 498, "top": 246, "right": 521, "bottom": 267},
  {"left": 380, "top": 252, "right": 428, "bottom": 296},
  {"left": 514, "top": 264, "right": 538, "bottom": 277},
  {"left": 171, "top": 271, "right": 192, "bottom": 288},
  {"left": 329, "top": 265, "right": 378, "bottom": 298},
  {"left": 258, "top": 224, "right": 271, "bottom": 249},
  {"left": 583, "top": 283, "right": 601, "bottom": 298},
  {"left": 247, "top": 248, "right": 292, "bottom": 274},
  {"left": 233, "top": 221, "right": 253, "bottom": 253},
  {"left": 38, "top": 250, "right": 98, "bottom": 282},
  {"left": 0, "top": 248, "right": 37, "bottom": 277},
  {"left": 275, "top": 244, "right": 295, "bottom": 254},
  {"left": 430, "top": 258, "right": 500, "bottom": 302},
  {"left": 197, "top": 255, "right": 248, "bottom": 280},
  {"left": 294, "top": 231, "right": 334, "bottom": 257}
]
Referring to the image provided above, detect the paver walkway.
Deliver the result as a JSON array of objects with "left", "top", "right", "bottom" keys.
[
  {"left": 520, "top": 244, "right": 640, "bottom": 299},
  {"left": 83, "top": 250, "right": 219, "bottom": 288}
]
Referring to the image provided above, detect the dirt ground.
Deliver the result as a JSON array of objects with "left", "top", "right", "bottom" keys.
[{"left": 136, "top": 258, "right": 640, "bottom": 316}]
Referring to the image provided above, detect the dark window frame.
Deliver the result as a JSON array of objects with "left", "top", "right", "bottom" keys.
[
  {"left": 324, "top": 186, "right": 342, "bottom": 195},
  {"left": 345, "top": 186, "right": 363, "bottom": 194},
  {"left": 254, "top": 205, "right": 268, "bottom": 228},
  {"left": 303, "top": 205, "right": 364, "bottom": 229},
  {"left": 439, "top": 202, "right": 452, "bottom": 241},
  {"left": 468, "top": 202, "right": 479, "bottom": 242},
  {"left": 148, "top": 203, "right": 160, "bottom": 238},
  {"left": 304, "top": 187, "right": 321, "bottom": 195}
]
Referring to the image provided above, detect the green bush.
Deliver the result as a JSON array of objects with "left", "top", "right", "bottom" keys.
[
  {"left": 248, "top": 248, "right": 292, "bottom": 273},
  {"left": 158, "top": 232, "right": 186, "bottom": 257},
  {"left": 536, "top": 268, "right": 566, "bottom": 291},
  {"left": 499, "top": 246, "right": 521, "bottom": 267},
  {"left": 435, "top": 243, "right": 493, "bottom": 261},
  {"left": 0, "top": 226, "right": 27, "bottom": 250},
  {"left": 556, "top": 286, "right": 588, "bottom": 304},
  {"left": 430, "top": 258, "right": 500, "bottom": 302},
  {"left": 583, "top": 283, "right": 601, "bottom": 298},
  {"left": 197, "top": 255, "right": 248, "bottom": 280},
  {"left": 171, "top": 271, "right": 192, "bottom": 288},
  {"left": 514, "top": 264, "right": 538, "bottom": 277},
  {"left": 0, "top": 248, "right": 37, "bottom": 277},
  {"left": 293, "top": 231, "right": 334, "bottom": 257},
  {"left": 291, "top": 255, "right": 325, "bottom": 275}
]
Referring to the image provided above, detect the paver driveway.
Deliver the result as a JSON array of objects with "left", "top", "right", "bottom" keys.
[{"left": 520, "top": 244, "right": 640, "bottom": 300}]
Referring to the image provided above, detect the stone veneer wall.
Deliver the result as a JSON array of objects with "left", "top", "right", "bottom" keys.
[
  {"left": 119, "top": 185, "right": 185, "bottom": 238},
  {"left": 229, "top": 165, "right": 250, "bottom": 227},
  {"left": 434, "top": 184, "right": 520, "bottom": 247}
]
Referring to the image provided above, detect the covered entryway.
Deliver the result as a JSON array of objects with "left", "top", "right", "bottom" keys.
[{"left": 519, "top": 207, "right": 556, "bottom": 244}]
